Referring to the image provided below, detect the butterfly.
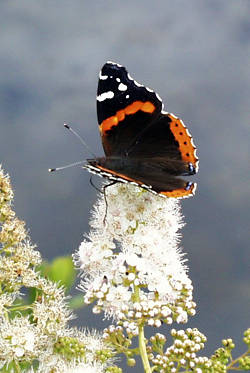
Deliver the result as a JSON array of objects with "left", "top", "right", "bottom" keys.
[{"left": 83, "top": 61, "right": 199, "bottom": 199}]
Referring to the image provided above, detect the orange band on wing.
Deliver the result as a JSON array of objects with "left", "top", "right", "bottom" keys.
[
  {"left": 168, "top": 113, "right": 198, "bottom": 167},
  {"left": 160, "top": 183, "right": 196, "bottom": 198},
  {"left": 141, "top": 101, "right": 155, "bottom": 113},
  {"left": 100, "top": 101, "right": 155, "bottom": 134}
]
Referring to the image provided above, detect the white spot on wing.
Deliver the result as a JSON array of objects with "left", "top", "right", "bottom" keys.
[
  {"left": 156, "top": 93, "right": 162, "bottom": 102},
  {"left": 134, "top": 80, "right": 143, "bottom": 87},
  {"left": 99, "top": 72, "right": 108, "bottom": 80},
  {"left": 126, "top": 94, "right": 130, "bottom": 99},
  {"left": 118, "top": 83, "right": 127, "bottom": 91},
  {"left": 170, "top": 113, "right": 178, "bottom": 119},
  {"left": 97, "top": 91, "right": 114, "bottom": 102},
  {"left": 116, "top": 78, "right": 121, "bottom": 82},
  {"left": 192, "top": 183, "right": 197, "bottom": 195},
  {"left": 180, "top": 119, "right": 186, "bottom": 127},
  {"left": 106, "top": 61, "right": 122, "bottom": 67},
  {"left": 195, "top": 160, "right": 199, "bottom": 172},
  {"left": 127, "top": 73, "right": 143, "bottom": 87}
]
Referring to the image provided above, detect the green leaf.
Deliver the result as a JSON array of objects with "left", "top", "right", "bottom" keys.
[
  {"left": 69, "top": 294, "right": 86, "bottom": 309},
  {"left": 49, "top": 256, "right": 76, "bottom": 291}
]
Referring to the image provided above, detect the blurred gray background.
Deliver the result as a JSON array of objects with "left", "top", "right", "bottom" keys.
[{"left": 0, "top": 0, "right": 249, "bottom": 369}]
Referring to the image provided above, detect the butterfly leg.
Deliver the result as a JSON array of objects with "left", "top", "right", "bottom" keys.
[
  {"left": 89, "top": 176, "right": 103, "bottom": 193},
  {"left": 103, "top": 181, "right": 118, "bottom": 224}
]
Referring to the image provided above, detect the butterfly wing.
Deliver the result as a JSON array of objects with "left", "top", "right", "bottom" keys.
[
  {"left": 97, "top": 61, "right": 163, "bottom": 156},
  {"left": 121, "top": 111, "right": 199, "bottom": 197}
]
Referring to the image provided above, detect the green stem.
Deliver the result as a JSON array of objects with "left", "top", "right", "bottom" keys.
[
  {"left": 8, "top": 304, "right": 32, "bottom": 312},
  {"left": 138, "top": 324, "right": 151, "bottom": 373},
  {"left": 133, "top": 285, "right": 151, "bottom": 373},
  {"left": 14, "top": 361, "right": 21, "bottom": 373},
  {"left": 227, "top": 349, "right": 250, "bottom": 370}
]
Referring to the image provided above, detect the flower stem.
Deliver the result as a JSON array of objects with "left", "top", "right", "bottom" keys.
[
  {"left": 227, "top": 349, "right": 250, "bottom": 370},
  {"left": 133, "top": 285, "right": 151, "bottom": 372},
  {"left": 139, "top": 323, "right": 151, "bottom": 373},
  {"left": 14, "top": 361, "right": 21, "bottom": 373}
]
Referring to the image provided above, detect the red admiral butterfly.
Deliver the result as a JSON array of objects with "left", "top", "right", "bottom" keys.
[{"left": 85, "top": 61, "right": 199, "bottom": 198}]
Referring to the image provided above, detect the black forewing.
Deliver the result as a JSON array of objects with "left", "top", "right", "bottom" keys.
[{"left": 97, "top": 62, "right": 162, "bottom": 156}]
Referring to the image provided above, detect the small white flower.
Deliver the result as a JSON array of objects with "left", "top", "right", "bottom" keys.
[
  {"left": 15, "top": 347, "right": 25, "bottom": 357},
  {"left": 128, "top": 273, "right": 136, "bottom": 282},
  {"left": 154, "top": 320, "right": 162, "bottom": 328},
  {"left": 176, "top": 311, "right": 188, "bottom": 324}
]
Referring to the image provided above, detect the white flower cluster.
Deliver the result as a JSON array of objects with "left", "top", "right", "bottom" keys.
[
  {"left": 0, "top": 166, "right": 112, "bottom": 373},
  {"left": 74, "top": 183, "right": 195, "bottom": 329}
]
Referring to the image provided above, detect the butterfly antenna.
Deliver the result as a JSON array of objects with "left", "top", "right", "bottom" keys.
[
  {"left": 48, "top": 160, "right": 86, "bottom": 173},
  {"left": 64, "top": 123, "right": 96, "bottom": 158}
]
